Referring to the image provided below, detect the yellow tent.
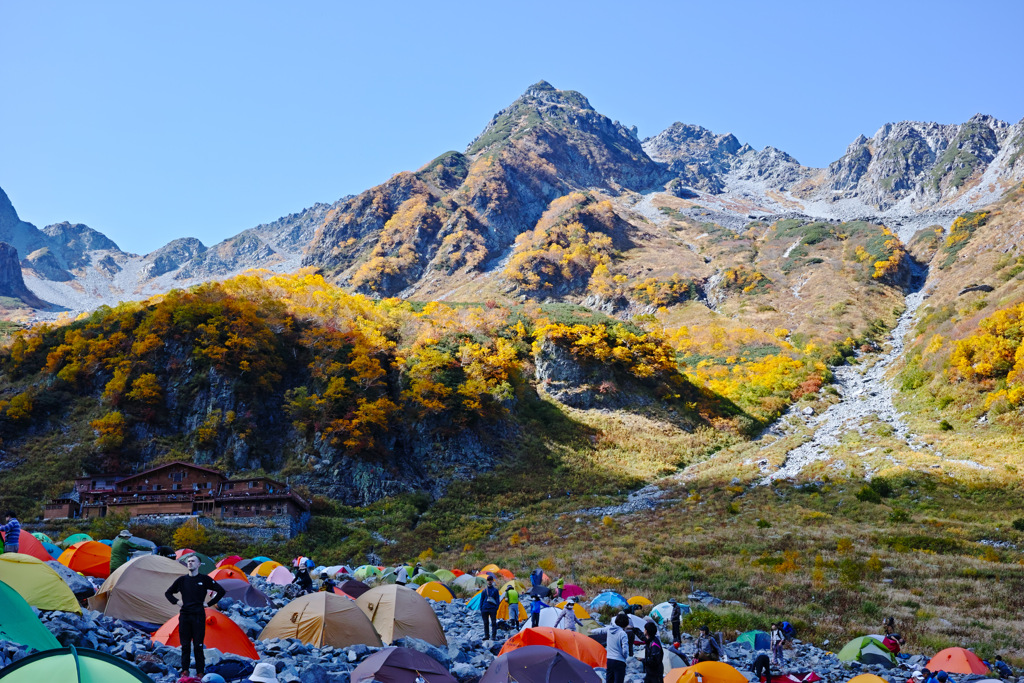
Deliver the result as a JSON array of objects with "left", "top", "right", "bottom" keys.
[
  {"left": 88, "top": 555, "right": 187, "bottom": 625},
  {"left": 415, "top": 581, "right": 455, "bottom": 603},
  {"left": 259, "top": 592, "right": 382, "bottom": 648},
  {"left": 499, "top": 579, "right": 526, "bottom": 594},
  {"left": 250, "top": 560, "right": 283, "bottom": 577},
  {"left": 627, "top": 596, "right": 652, "bottom": 606},
  {"left": 0, "top": 553, "right": 81, "bottom": 613},
  {"left": 665, "top": 661, "right": 748, "bottom": 683},
  {"left": 555, "top": 600, "right": 590, "bottom": 620},
  {"left": 477, "top": 563, "right": 501, "bottom": 576},
  {"left": 356, "top": 585, "right": 447, "bottom": 647}
]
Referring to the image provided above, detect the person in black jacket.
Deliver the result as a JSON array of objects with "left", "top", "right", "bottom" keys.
[
  {"left": 165, "top": 553, "right": 226, "bottom": 679},
  {"left": 669, "top": 598, "right": 682, "bottom": 645},
  {"left": 642, "top": 621, "right": 664, "bottom": 683},
  {"left": 479, "top": 575, "right": 501, "bottom": 641}
]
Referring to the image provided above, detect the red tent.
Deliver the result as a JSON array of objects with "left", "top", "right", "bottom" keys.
[
  {"left": 152, "top": 608, "right": 258, "bottom": 659},
  {"left": 216, "top": 555, "right": 243, "bottom": 568},
  {"left": 2, "top": 531, "right": 53, "bottom": 562},
  {"left": 926, "top": 648, "right": 988, "bottom": 675}
]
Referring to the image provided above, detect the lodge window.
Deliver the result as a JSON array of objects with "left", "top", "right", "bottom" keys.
[{"left": 171, "top": 472, "right": 183, "bottom": 482}]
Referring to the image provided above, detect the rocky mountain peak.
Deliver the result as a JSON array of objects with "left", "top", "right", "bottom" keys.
[{"left": 0, "top": 243, "right": 47, "bottom": 308}]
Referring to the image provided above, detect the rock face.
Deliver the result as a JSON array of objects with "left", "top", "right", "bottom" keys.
[
  {"left": 141, "top": 237, "right": 207, "bottom": 278},
  {"left": 0, "top": 243, "right": 47, "bottom": 308},
  {"left": 303, "top": 81, "right": 670, "bottom": 297}
]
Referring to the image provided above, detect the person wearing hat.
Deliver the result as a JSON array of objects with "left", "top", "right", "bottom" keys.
[
  {"left": 504, "top": 584, "right": 521, "bottom": 624},
  {"left": 241, "top": 662, "right": 279, "bottom": 683},
  {"left": 908, "top": 670, "right": 926, "bottom": 683},
  {"left": 165, "top": 553, "right": 226, "bottom": 679},
  {"left": 936, "top": 672, "right": 953, "bottom": 683},
  {"left": 554, "top": 598, "right": 584, "bottom": 632},
  {"left": 530, "top": 594, "right": 546, "bottom": 628},
  {"left": 669, "top": 598, "right": 682, "bottom": 645},
  {"left": 412, "top": 561, "right": 422, "bottom": 577},
  {"left": 110, "top": 529, "right": 151, "bottom": 573},
  {"left": 319, "top": 572, "right": 338, "bottom": 593},
  {"left": 294, "top": 559, "right": 314, "bottom": 595}
]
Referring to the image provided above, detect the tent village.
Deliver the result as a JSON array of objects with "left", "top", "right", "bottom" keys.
[{"left": 0, "top": 537, "right": 1016, "bottom": 683}]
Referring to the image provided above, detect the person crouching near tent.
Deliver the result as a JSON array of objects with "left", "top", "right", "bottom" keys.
[
  {"left": 694, "top": 624, "right": 723, "bottom": 662},
  {"left": 165, "top": 552, "right": 226, "bottom": 679},
  {"left": 641, "top": 621, "right": 665, "bottom": 683},
  {"left": 319, "top": 573, "right": 337, "bottom": 593},
  {"left": 591, "top": 613, "right": 630, "bottom": 683}
]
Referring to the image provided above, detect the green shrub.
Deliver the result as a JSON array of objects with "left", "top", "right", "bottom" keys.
[
  {"left": 1012, "top": 518, "right": 1024, "bottom": 532},
  {"left": 856, "top": 485, "right": 882, "bottom": 504},
  {"left": 939, "top": 419, "right": 954, "bottom": 431}
]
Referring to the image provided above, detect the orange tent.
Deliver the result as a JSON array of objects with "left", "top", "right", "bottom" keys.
[
  {"left": 451, "top": 569, "right": 465, "bottom": 577},
  {"left": 152, "top": 607, "right": 258, "bottom": 659},
  {"left": 926, "top": 648, "right": 988, "bottom": 675},
  {"left": 497, "top": 568, "right": 515, "bottom": 581},
  {"left": 58, "top": 541, "right": 112, "bottom": 578},
  {"left": 665, "top": 662, "right": 748, "bottom": 683},
  {"left": 3, "top": 531, "right": 53, "bottom": 562},
  {"left": 210, "top": 565, "right": 249, "bottom": 583},
  {"left": 216, "top": 555, "right": 243, "bottom": 568},
  {"left": 498, "top": 627, "right": 606, "bottom": 668}
]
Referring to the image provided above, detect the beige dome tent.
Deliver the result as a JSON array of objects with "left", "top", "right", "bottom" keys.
[
  {"left": 259, "top": 592, "right": 382, "bottom": 648},
  {"left": 355, "top": 584, "right": 447, "bottom": 647},
  {"left": 88, "top": 555, "right": 187, "bottom": 625}
]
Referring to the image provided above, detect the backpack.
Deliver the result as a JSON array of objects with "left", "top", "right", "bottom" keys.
[
  {"left": 780, "top": 622, "right": 795, "bottom": 639},
  {"left": 205, "top": 659, "right": 256, "bottom": 681}
]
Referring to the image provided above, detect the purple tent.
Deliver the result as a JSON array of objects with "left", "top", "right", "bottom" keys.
[
  {"left": 339, "top": 578, "right": 372, "bottom": 599},
  {"left": 218, "top": 579, "right": 270, "bottom": 608},
  {"left": 351, "top": 647, "right": 456, "bottom": 683},
  {"left": 480, "top": 645, "right": 600, "bottom": 683}
]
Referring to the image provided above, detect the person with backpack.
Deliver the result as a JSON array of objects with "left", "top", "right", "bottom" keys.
[
  {"left": 770, "top": 622, "right": 785, "bottom": 665},
  {"left": 396, "top": 564, "right": 409, "bottom": 587},
  {"left": 294, "top": 560, "right": 314, "bottom": 595},
  {"left": 479, "top": 575, "right": 500, "bottom": 641},
  {"left": 669, "top": 598, "right": 682, "bottom": 645},
  {"left": 591, "top": 613, "right": 630, "bottom": 683},
  {"left": 319, "top": 573, "right": 337, "bottom": 593},
  {"left": 641, "top": 621, "right": 664, "bottom": 683},
  {"left": 110, "top": 529, "right": 152, "bottom": 573},
  {"left": 694, "top": 625, "right": 723, "bottom": 662}
]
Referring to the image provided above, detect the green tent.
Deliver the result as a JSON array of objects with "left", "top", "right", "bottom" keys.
[
  {"left": 60, "top": 533, "right": 93, "bottom": 548},
  {"left": 30, "top": 533, "right": 53, "bottom": 545},
  {"left": 354, "top": 565, "right": 382, "bottom": 581},
  {"left": 0, "top": 645, "right": 151, "bottom": 682},
  {"left": 0, "top": 579, "right": 60, "bottom": 652},
  {"left": 837, "top": 636, "right": 897, "bottom": 668},
  {"left": 736, "top": 630, "right": 771, "bottom": 650},
  {"left": 410, "top": 571, "right": 442, "bottom": 586},
  {"left": 433, "top": 569, "right": 456, "bottom": 583},
  {"left": 192, "top": 552, "right": 217, "bottom": 575}
]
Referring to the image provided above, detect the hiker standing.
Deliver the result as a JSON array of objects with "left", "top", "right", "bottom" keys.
[
  {"left": 642, "top": 621, "right": 665, "bottom": 683},
  {"left": 505, "top": 585, "right": 521, "bottom": 624},
  {"left": 530, "top": 595, "right": 545, "bottom": 628},
  {"left": 479, "top": 575, "right": 500, "bottom": 641},
  {"left": 396, "top": 564, "right": 409, "bottom": 587},
  {"left": 591, "top": 613, "right": 630, "bottom": 683},
  {"left": 412, "top": 561, "right": 422, "bottom": 577},
  {"left": 695, "top": 624, "right": 723, "bottom": 662},
  {"left": 110, "top": 529, "right": 151, "bottom": 573},
  {"left": 553, "top": 598, "right": 584, "bottom": 631},
  {"left": 0, "top": 511, "right": 20, "bottom": 553},
  {"left": 294, "top": 560, "right": 314, "bottom": 594},
  {"left": 165, "top": 553, "right": 226, "bottom": 679},
  {"left": 556, "top": 577, "right": 565, "bottom": 598},
  {"left": 669, "top": 597, "right": 682, "bottom": 645},
  {"left": 770, "top": 623, "right": 785, "bottom": 665}
]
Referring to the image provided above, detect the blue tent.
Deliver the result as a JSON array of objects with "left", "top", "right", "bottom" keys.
[{"left": 589, "top": 591, "right": 629, "bottom": 610}]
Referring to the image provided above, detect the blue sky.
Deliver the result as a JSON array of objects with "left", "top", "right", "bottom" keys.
[{"left": 2, "top": 1, "right": 1022, "bottom": 255}]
